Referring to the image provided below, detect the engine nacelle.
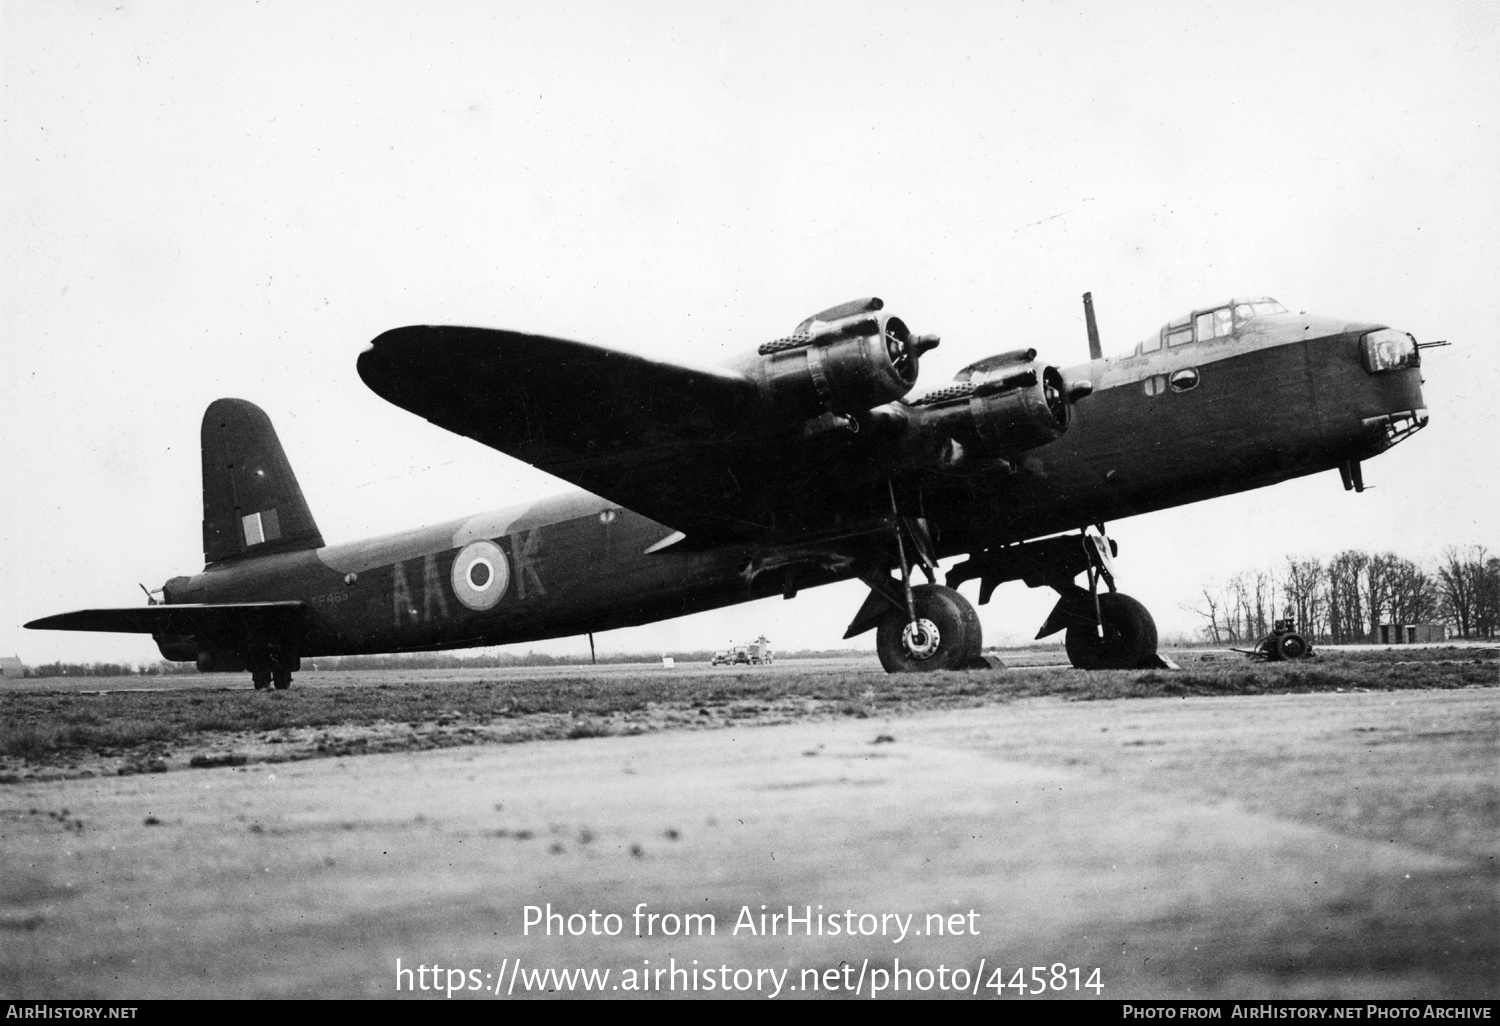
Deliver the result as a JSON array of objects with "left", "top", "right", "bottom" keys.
[
  {"left": 905, "top": 350, "right": 1071, "bottom": 462},
  {"left": 153, "top": 634, "right": 200, "bottom": 663},
  {"left": 747, "top": 298, "right": 939, "bottom": 418},
  {"left": 194, "top": 649, "right": 250, "bottom": 673}
]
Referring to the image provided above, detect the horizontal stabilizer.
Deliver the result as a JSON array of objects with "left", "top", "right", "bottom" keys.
[{"left": 25, "top": 602, "right": 305, "bottom": 636}]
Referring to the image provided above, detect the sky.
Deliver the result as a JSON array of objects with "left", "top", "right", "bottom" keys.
[{"left": 3, "top": 0, "right": 1497, "bottom": 665}]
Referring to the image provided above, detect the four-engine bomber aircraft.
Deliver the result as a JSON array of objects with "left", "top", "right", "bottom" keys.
[{"left": 28, "top": 294, "right": 1431, "bottom": 687}]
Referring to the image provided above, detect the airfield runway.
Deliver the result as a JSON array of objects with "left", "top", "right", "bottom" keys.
[{"left": 1, "top": 659, "right": 1495, "bottom": 999}]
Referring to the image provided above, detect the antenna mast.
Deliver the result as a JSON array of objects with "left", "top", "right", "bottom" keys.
[{"left": 1083, "top": 292, "right": 1103, "bottom": 361}]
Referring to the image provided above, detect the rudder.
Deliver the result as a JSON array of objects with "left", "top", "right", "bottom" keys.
[{"left": 201, "top": 398, "right": 324, "bottom": 565}]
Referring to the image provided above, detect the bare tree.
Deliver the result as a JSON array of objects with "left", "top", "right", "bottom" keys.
[
  {"left": 1283, "top": 556, "right": 1325, "bottom": 640},
  {"left": 1226, "top": 572, "right": 1253, "bottom": 642},
  {"left": 1186, "top": 586, "right": 1228, "bottom": 643},
  {"left": 1327, "top": 550, "right": 1368, "bottom": 643},
  {"left": 1475, "top": 555, "right": 1500, "bottom": 640},
  {"left": 1250, "top": 569, "right": 1275, "bottom": 641},
  {"left": 1384, "top": 555, "right": 1437, "bottom": 626},
  {"left": 1438, "top": 545, "right": 1486, "bottom": 638},
  {"left": 1361, "top": 553, "right": 1399, "bottom": 639}
]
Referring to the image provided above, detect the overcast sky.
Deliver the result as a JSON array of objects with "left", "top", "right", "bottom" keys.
[{"left": 4, "top": 1, "right": 1497, "bottom": 665}]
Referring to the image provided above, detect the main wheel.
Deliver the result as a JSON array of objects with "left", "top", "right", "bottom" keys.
[
  {"left": 272, "top": 669, "right": 292, "bottom": 690},
  {"left": 875, "top": 584, "right": 982, "bottom": 673},
  {"left": 1276, "top": 632, "right": 1309, "bottom": 660},
  {"left": 251, "top": 669, "right": 271, "bottom": 690},
  {"left": 1065, "top": 593, "right": 1158, "bottom": 670}
]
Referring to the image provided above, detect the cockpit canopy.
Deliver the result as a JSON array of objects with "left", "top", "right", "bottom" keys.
[{"left": 1134, "top": 297, "right": 1289, "bottom": 355}]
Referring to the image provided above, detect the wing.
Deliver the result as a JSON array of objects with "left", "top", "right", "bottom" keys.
[
  {"left": 26, "top": 603, "right": 305, "bottom": 637},
  {"left": 358, "top": 326, "right": 782, "bottom": 540}
]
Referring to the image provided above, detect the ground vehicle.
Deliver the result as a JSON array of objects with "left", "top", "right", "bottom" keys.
[
  {"left": 714, "top": 637, "right": 772, "bottom": 666},
  {"left": 1249, "top": 619, "right": 1314, "bottom": 661},
  {"left": 745, "top": 636, "right": 774, "bottom": 664}
]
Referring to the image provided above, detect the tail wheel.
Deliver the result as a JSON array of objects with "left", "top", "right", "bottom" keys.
[
  {"left": 875, "top": 584, "right": 982, "bottom": 673},
  {"left": 1065, "top": 593, "right": 1158, "bottom": 670},
  {"left": 1277, "top": 633, "right": 1310, "bottom": 660}
]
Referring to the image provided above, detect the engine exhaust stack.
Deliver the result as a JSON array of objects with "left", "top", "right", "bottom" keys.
[{"left": 1083, "top": 292, "right": 1103, "bottom": 361}]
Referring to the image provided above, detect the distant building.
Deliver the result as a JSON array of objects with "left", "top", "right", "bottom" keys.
[
  {"left": 1376, "top": 623, "right": 1447, "bottom": 644},
  {"left": 0, "top": 655, "right": 25, "bottom": 679}
]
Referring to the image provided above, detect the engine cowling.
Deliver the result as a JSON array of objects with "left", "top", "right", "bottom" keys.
[
  {"left": 747, "top": 298, "right": 940, "bottom": 418},
  {"left": 153, "top": 635, "right": 200, "bottom": 663},
  {"left": 193, "top": 648, "right": 250, "bottom": 673},
  {"left": 904, "top": 349, "right": 1071, "bottom": 462}
]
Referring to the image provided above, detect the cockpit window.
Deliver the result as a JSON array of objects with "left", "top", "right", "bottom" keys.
[
  {"left": 1234, "top": 300, "right": 1288, "bottom": 322},
  {"left": 1194, "top": 308, "right": 1232, "bottom": 342},
  {"left": 1143, "top": 298, "right": 1288, "bottom": 355}
]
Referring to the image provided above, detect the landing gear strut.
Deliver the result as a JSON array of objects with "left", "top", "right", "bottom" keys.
[
  {"left": 248, "top": 647, "right": 298, "bottom": 690},
  {"left": 845, "top": 485, "right": 986, "bottom": 673},
  {"left": 1064, "top": 592, "right": 1158, "bottom": 670}
]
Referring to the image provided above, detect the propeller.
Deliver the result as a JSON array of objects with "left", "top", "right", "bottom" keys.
[{"left": 885, "top": 323, "right": 940, "bottom": 382}]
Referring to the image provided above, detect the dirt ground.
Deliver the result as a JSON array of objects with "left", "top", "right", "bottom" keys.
[{"left": 1, "top": 661, "right": 1494, "bottom": 1000}]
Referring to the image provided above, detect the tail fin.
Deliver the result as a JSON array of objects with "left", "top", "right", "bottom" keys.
[{"left": 201, "top": 399, "right": 324, "bottom": 565}]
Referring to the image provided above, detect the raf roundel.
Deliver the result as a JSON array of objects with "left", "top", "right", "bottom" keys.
[{"left": 451, "top": 540, "right": 509, "bottom": 611}]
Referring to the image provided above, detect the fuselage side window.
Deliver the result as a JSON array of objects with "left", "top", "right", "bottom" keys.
[
  {"left": 1214, "top": 307, "right": 1232, "bottom": 336},
  {"left": 1142, "top": 332, "right": 1162, "bottom": 353},
  {"left": 1194, "top": 312, "right": 1214, "bottom": 342},
  {"left": 1169, "top": 367, "right": 1200, "bottom": 392},
  {"left": 1167, "top": 327, "right": 1193, "bottom": 347}
]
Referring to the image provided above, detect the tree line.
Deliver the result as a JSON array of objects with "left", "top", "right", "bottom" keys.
[
  {"left": 1188, "top": 544, "right": 1499, "bottom": 644},
  {"left": 12, "top": 647, "right": 865, "bottom": 679}
]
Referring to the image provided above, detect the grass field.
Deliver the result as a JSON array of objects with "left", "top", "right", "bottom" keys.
[{"left": 2, "top": 645, "right": 1493, "bottom": 781}]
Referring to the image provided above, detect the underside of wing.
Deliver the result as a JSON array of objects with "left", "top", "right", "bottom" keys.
[
  {"left": 358, "top": 326, "right": 776, "bottom": 539},
  {"left": 26, "top": 602, "right": 305, "bottom": 637}
]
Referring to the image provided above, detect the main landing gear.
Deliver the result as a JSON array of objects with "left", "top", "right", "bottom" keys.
[
  {"left": 843, "top": 499, "right": 1168, "bottom": 673},
  {"left": 945, "top": 526, "right": 1171, "bottom": 671},
  {"left": 248, "top": 646, "right": 298, "bottom": 690},
  {"left": 873, "top": 583, "right": 983, "bottom": 672},
  {"left": 250, "top": 667, "right": 293, "bottom": 690},
  {"left": 842, "top": 487, "right": 988, "bottom": 673},
  {"left": 1062, "top": 592, "right": 1158, "bottom": 670}
]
